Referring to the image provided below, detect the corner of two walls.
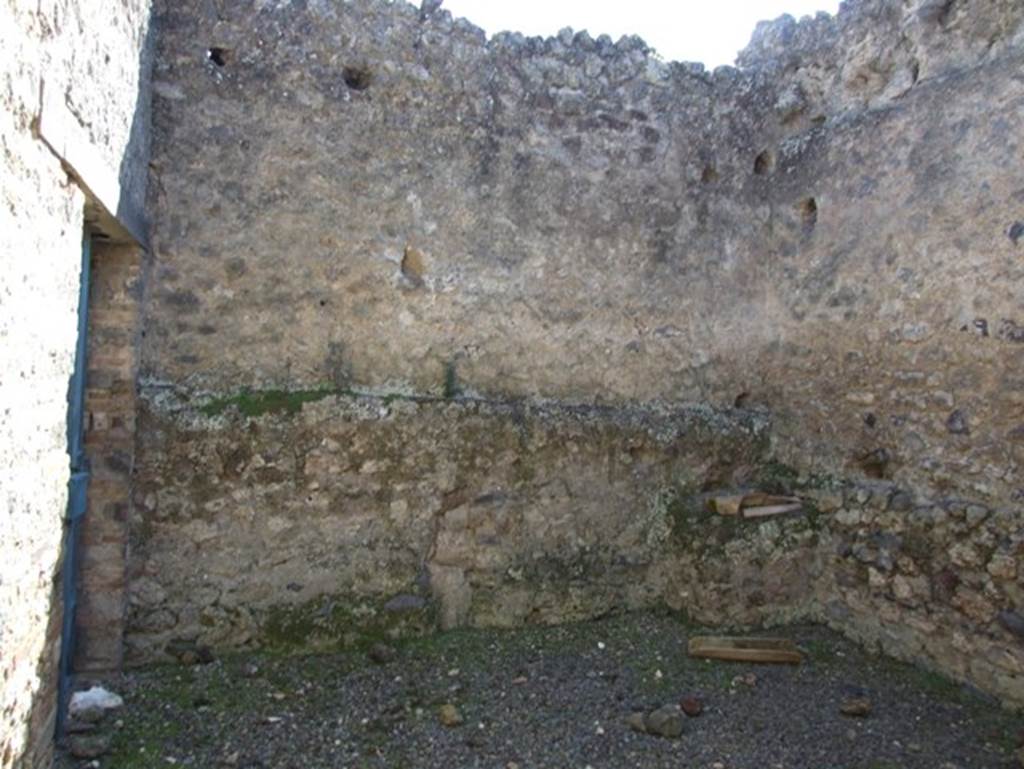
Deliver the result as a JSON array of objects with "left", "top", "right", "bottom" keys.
[{"left": 123, "top": 0, "right": 1024, "bottom": 710}]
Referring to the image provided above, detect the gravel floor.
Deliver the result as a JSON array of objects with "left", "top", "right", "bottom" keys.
[{"left": 60, "top": 611, "right": 1022, "bottom": 769}]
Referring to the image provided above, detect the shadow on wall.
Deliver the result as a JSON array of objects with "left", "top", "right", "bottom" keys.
[{"left": 8, "top": 8, "right": 154, "bottom": 769}]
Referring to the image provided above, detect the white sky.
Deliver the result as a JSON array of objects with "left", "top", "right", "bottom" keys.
[{"left": 441, "top": 0, "right": 841, "bottom": 68}]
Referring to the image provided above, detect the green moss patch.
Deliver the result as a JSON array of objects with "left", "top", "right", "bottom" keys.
[
  {"left": 262, "top": 594, "right": 437, "bottom": 651},
  {"left": 200, "top": 387, "right": 345, "bottom": 417}
]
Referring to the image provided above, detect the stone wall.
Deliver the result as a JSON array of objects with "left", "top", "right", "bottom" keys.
[
  {"left": 142, "top": 0, "right": 1024, "bottom": 505},
  {"left": 124, "top": 0, "right": 1024, "bottom": 708},
  {"left": 126, "top": 392, "right": 769, "bottom": 662},
  {"left": 670, "top": 479, "right": 1023, "bottom": 706},
  {"left": 0, "top": 1, "right": 151, "bottom": 767},
  {"left": 814, "top": 481, "right": 1024, "bottom": 705}
]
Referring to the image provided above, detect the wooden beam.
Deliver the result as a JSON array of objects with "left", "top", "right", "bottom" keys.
[
  {"left": 708, "top": 495, "right": 744, "bottom": 516},
  {"left": 742, "top": 502, "right": 803, "bottom": 519},
  {"left": 687, "top": 636, "right": 803, "bottom": 664}
]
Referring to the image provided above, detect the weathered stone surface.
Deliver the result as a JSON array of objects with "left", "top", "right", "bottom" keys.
[
  {"left": 645, "top": 705, "right": 685, "bottom": 738},
  {"left": 368, "top": 642, "right": 397, "bottom": 665},
  {"left": 839, "top": 697, "right": 872, "bottom": 718},
  {"left": 1, "top": 1, "right": 151, "bottom": 767},
  {"left": 141, "top": 0, "right": 1024, "bottom": 512},
  {"left": 625, "top": 711, "right": 647, "bottom": 733},
  {"left": 7, "top": 2, "right": 1024, "bottom": 768},
  {"left": 125, "top": 391, "right": 770, "bottom": 660},
  {"left": 438, "top": 703, "right": 463, "bottom": 728},
  {"left": 998, "top": 612, "right": 1024, "bottom": 640},
  {"left": 679, "top": 696, "right": 703, "bottom": 717},
  {"left": 67, "top": 734, "right": 111, "bottom": 760},
  {"left": 44, "top": 0, "right": 1024, "bottom": 718}
]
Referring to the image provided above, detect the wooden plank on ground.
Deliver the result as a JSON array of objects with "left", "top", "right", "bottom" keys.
[
  {"left": 708, "top": 492, "right": 803, "bottom": 518},
  {"left": 687, "top": 636, "right": 803, "bottom": 664},
  {"left": 742, "top": 502, "right": 803, "bottom": 519},
  {"left": 740, "top": 493, "right": 801, "bottom": 508},
  {"left": 708, "top": 495, "right": 744, "bottom": 516}
]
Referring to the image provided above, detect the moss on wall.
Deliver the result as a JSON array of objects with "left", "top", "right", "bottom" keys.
[
  {"left": 262, "top": 595, "right": 437, "bottom": 651},
  {"left": 200, "top": 387, "right": 346, "bottom": 417}
]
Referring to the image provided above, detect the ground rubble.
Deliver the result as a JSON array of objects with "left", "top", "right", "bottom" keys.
[{"left": 59, "top": 611, "right": 1023, "bottom": 769}]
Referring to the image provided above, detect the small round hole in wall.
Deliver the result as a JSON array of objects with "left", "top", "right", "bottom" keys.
[
  {"left": 342, "top": 65, "right": 373, "bottom": 91},
  {"left": 753, "top": 149, "right": 774, "bottom": 176},
  {"left": 798, "top": 196, "right": 818, "bottom": 232},
  {"left": 207, "top": 47, "right": 231, "bottom": 66},
  {"left": 858, "top": 447, "right": 890, "bottom": 479}
]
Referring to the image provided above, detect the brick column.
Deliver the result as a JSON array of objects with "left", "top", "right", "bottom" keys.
[{"left": 75, "top": 240, "right": 143, "bottom": 672}]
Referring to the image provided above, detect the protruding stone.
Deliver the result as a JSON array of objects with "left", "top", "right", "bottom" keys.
[
  {"left": 987, "top": 555, "right": 1017, "bottom": 581},
  {"left": 625, "top": 711, "right": 647, "bottom": 733},
  {"left": 965, "top": 505, "right": 989, "bottom": 528},
  {"left": 998, "top": 612, "right": 1024, "bottom": 640},
  {"left": 840, "top": 697, "right": 872, "bottom": 717},
  {"left": 645, "top": 705, "right": 684, "bottom": 738},
  {"left": 69, "top": 686, "right": 124, "bottom": 718},
  {"left": 950, "top": 543, "right": 981, "bottom": 568},
  {"left": 679, "top": 696, "right": 703, "bottom": 717},
  {"left": 946, "top": 410, "right": 970, "bottom": 435},
  {"left": 368, "top": 642, "right": 397, "bottom": 664},
  {"left": 419, "top": 0, "right": 443, "bottom": 19},
  {"left": 75, "top": 705, "right": 106, "bottom": 724},
  {"left": 888, "top": 491, "right": 914, "bottom": 512},
  {"left": 69, "top": 734, "right": 112, "bottom": 759},
  {"left": 383, "top": 594, "right": 427, "bottom": 613},
  {"left": 438, "top": 703, "right": 463, "bottom": 727},
  {"left": 775, "top": 84, "right": 807, "bottom": 122},
  {"left": 166, "top": 639, "right": 214, "bottom": 665}
]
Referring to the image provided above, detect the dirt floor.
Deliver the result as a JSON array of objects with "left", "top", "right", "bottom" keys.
[{"left": 59, "top": 611, "right": 1023, "bottom": 769}]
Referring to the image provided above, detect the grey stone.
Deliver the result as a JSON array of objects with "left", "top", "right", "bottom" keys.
[
  {"left": 69, "top": 735, "right": 112, "bottom": 759},
  {"left": 383, "top": 594, "right": 427, "bottom": 613},
  {"left": 888, "top": 491, "right": 914, "bottom": 512},
  {"left": 645, "top": 705, "right": 684, "bottom": 739},
  {"left": 64, "top": 719, "right": 98, "bottom": 734},
  {"left": 997, "top": 611, "right": 1024, "bottom": 639},
  {"left": 965, "top": 505, "right": 989, "bottom": 528},
  {"left": 419, "top": 0, "right": 443, "bottom": 18},
  {"left": 946, "top": 410, "right": 970, "bottom": 435},
  {"left": 368, "top": 642, "right": 397, "bottom": 664},
  {"left": 775, "top": 84, "right": 807, "bottom": 121},
  {"left": 75, "top": 705, "right": 107, "bottom": 724},
  {"left": 625, "top": 712, "right": 647, "bottom": 733}
]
